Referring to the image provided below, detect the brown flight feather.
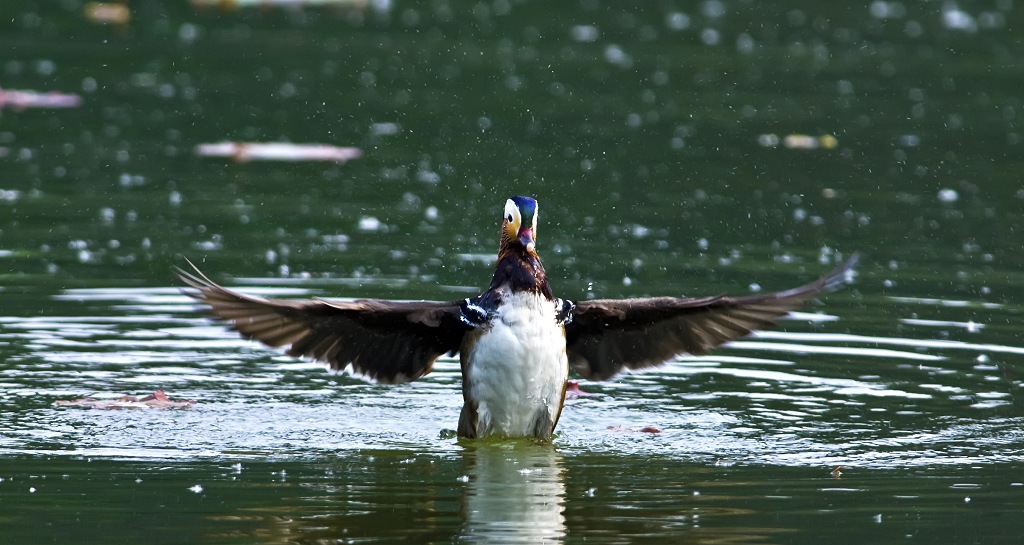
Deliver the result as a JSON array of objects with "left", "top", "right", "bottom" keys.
[{"left": 176, "top": 260, "right": 468, "bottom": 384}]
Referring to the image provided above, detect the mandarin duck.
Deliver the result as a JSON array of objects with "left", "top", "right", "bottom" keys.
[{"left": 178, "top": 196, "right": 858, "bottom": 440}]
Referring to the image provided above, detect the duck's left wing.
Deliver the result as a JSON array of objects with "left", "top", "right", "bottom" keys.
[
  {"left": 177, "top": 262, "right": 469, "bottom": 384},
  {"left": 564, "top": 255, "right": 858, "bottom": 380}
]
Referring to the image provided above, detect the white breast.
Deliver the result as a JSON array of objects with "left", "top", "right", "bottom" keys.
[{"left": 462, "top": 291, "right": 569, "bottom": 437}]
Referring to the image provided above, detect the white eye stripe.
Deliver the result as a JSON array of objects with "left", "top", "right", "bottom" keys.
[{"left": 503, "top": 199, "right": 520, "bottom": 227}]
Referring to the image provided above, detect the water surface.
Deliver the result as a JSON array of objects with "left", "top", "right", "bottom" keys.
[{"left": 2, "top": 1, "right": 1024, "bottom": 543}]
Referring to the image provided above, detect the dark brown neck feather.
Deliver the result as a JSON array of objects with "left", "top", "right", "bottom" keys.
[{"left": 488, "top": 243, "right": 554, "bottom": 299}]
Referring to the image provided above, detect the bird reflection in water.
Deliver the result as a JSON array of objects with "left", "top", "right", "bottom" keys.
[{"left": 460, "top": 442, "right": 566, "bottom": 544}]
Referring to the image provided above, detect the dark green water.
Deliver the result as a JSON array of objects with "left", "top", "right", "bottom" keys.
[{"left": 3, "top": 1, "right": 1024, "bottom": 543}]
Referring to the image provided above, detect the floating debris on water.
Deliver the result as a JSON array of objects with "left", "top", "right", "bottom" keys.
[
  {"left": 84, "top": 2, "right": 131, "bottom": 25},
  {"left": 758, "top": 133, "right": 838, "bottom": 150},
  {"left": 190, "top": 0, "right": 377, "bottom": 9},
  {"left": 370, "top": 122, "right": 400, "bottom": 136},
  {"left": 937, "top": 188, "right": 959, "bottom": 203},
  {"left": 55, "top": 390, "right": 195, "bottom": 409},
  {"left": 195, "top": 142, "right": 362, "bottom": 163},
  {"left": 357, "top": 216, "right": 384, "bottom": 232},
  {"left": 942, "top": 6, "right": 977, "bottom": 32},
  {"left": 564, "top": 380, "right": 596, "bottom": 399},
  {"left": 0, "top": 86, "right": 83, "bottom": 112},
  {"left": 607, "top": 425, "right": 662, "bottom": 433}
]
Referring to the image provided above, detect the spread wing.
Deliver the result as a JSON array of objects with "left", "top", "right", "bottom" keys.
[
  {"left": 565, "top": 255, "right": 859, "bottom": 380},
  {"left": 177, "top": 261, "right": 469, "bottom": 384}
]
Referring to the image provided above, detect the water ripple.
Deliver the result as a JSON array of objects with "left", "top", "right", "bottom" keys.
[{"left": 0, "top": 285, "right": 1019, "bottom": 468}]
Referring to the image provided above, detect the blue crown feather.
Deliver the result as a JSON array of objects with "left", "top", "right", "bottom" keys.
[{"left": 510, "top": 195, "right": 537, "bottom": 225}]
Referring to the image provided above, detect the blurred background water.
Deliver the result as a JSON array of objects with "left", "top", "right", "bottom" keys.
[{"left": 2, "top": 1, "right": 1023, "bottom": 543}]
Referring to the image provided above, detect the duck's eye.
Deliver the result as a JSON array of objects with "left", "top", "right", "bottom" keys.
[{"left": 506, "top": 214, "right": 514, "bottom": 223}]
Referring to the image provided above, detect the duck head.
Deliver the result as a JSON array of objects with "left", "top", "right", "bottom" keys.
[{"left": 502, "top": 196, "right": 538, "bottom": 254}]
